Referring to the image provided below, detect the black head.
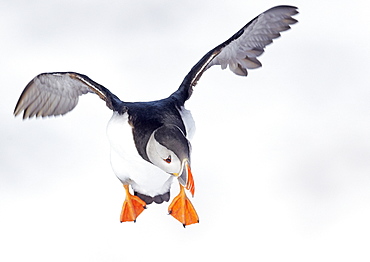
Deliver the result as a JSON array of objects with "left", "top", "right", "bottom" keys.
[{"left": 146, "top": 124, "right": 193, "bottom": 191}]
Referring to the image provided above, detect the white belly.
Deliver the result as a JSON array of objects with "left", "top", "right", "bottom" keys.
[{"left": 106, "top": 112, "right": 172, "bottom": 196}]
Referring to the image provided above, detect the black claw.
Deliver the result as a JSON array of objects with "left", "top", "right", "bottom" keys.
[{"left": 183, "top": 224, "right": 186, "bottom": 228}]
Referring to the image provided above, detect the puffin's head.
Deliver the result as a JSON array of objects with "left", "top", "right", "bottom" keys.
[{"left": 146, "top": 124, "right": 194, "bottom": 195}]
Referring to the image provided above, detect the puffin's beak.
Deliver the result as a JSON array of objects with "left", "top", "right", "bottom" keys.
[{"left": 176, "top": 160, "right": 195, "bottom": 197}]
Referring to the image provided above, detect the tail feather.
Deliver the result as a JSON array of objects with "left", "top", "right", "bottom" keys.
[{"left": 134, "top": 191, "right": 170, "bottom": 204}]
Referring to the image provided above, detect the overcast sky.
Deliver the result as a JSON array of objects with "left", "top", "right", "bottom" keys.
[{"left": 2, "top": 0, "right": 370, "bottom": 261}]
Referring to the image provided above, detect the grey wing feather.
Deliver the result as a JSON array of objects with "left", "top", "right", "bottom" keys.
[
  {"left": 206, "top": 5, "right": 298, "bottom": 76},
  {"left": 173, "top": 5, "right": 298, "bottom": 104},
  {"left": 14, "top": 72, "right": 123, "bottom": 119}
]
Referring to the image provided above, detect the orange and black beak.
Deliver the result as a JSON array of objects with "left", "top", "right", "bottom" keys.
[{"left": 176, "top": 159, "right": 194, "bottom": 196}]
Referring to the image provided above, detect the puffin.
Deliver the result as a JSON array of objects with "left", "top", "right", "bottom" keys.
[{"left": 14, "top": 5, "right": 298, "bottom": 227}]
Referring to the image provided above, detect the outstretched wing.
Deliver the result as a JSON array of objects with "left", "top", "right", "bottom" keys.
[
  {"left": 14, "top": 72, "right": 123, "bottom": 119},
  {"left": 172, "top": 5, "right": 298, "bottom": 104}
]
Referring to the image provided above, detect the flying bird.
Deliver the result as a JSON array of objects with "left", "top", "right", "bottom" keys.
[{"left": 14, "top": 5, "right": 298, "bottom": 227}]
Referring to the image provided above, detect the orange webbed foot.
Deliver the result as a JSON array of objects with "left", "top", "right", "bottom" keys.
[
  {"left": 168, "top": 184, "right": 199, "bottom": 227},
  {"left": 120, "top": 185, "right": 147, "bottom": 223}
]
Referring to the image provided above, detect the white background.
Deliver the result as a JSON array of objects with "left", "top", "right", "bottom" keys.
[{"left": 2, "top": 0, "right": 370, "bottom": 261}]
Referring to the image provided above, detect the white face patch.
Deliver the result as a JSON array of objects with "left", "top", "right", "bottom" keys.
[{"left": 146, "top": 132, "right": 182, "bottom": 174}]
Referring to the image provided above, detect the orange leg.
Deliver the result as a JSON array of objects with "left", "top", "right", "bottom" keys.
[
  {"left": 168, "top": 184, "right": 199, "bottom": 227},
  {"left": 120, "top": 185, "right": 146, "bottom": 223}
]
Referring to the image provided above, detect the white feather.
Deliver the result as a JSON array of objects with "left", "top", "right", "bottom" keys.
[{"left": 179, "top": 106, "right": 196, "bottom": 140}]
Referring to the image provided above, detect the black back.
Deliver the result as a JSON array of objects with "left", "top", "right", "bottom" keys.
[{"left": 124, "top": 97, "right": 186, "bottom": 162}]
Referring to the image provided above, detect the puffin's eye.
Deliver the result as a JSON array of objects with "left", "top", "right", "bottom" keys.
[{"left": 164, "top": 155, "right": 171, "bottom": 163}]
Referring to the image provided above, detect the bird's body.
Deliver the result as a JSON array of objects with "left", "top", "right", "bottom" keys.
[
  {"left": 14, "top": 6, "right": 298, "bottom": 226},
  {"left": 108, "top": 111, "right": 175, "bottom": 200},
  {"left": 107, "top": 103, "right": 195, "bottom": 203}
]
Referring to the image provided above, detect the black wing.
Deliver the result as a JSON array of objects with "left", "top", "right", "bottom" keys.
[
  {"left": 171, "top": 5, "right": 298, "bottom": 105},
  {"left": 14, "top": 72, "right": 123, "bottom": 119}
]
